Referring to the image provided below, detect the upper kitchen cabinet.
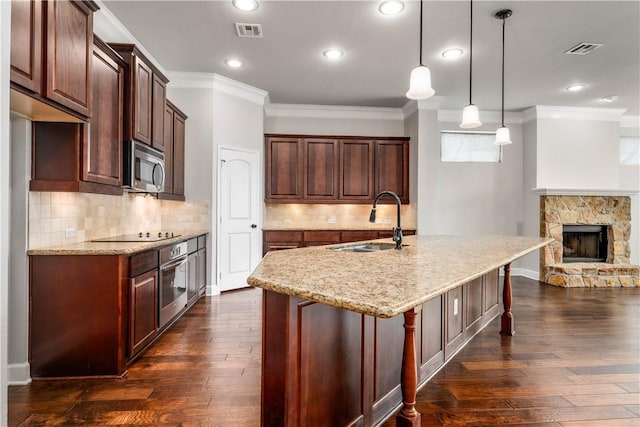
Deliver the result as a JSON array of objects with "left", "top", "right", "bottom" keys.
[
  {"left": 304, "top": 138, "right": 339, "bottom": 200},
  {"left": 10, "top": 0, "right": 99, "bottom": 119},
  {"left": 340, "top": 139, "right": 374, "bottom": 201},
  {"left": 265, "top": 134, "right": 409, "bottom": 204},
  {"left": 158, "top": 100, "right": 187, "bottom": 201},
  {"left": 108, "top": 43, "right": 169, "bottom": 151},
  {"left": 29, "top": 37, "right": 124, "bottom": 196},
  {"left": 375, "top": 139, "right": 409, "bottom": 204},
  {"left": 265, "top": 136, "right": 303, "bottom": 200}
]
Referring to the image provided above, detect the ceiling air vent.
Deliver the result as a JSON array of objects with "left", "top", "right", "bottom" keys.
[
  {"left": 235, "top": 23, "right": 263, "bottom": 38},
  {"left": 565, "top": 42, "right": 603, "bottom": 55}
]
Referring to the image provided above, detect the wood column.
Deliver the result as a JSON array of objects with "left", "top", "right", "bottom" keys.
[
  {"left": 396, "top": 308, "right": 421, "bottom": 427},
  {"left": 500, "top": 263, "right": 515, "bottom": 336}
]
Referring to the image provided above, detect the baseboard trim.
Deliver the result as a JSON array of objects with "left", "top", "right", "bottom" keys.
[
  {"left": 8, "top": 362, "right": 31, "bottom": 385},
  {"left": 499, "top": 268, "right": 540, "bottom": 281}
]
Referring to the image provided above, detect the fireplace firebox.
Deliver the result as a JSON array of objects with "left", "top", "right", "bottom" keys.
[{"left": 562, "top": 225, "right": 608, "bottom": 263}]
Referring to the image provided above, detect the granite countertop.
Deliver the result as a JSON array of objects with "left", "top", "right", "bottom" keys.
[
  {"left": 27, "top": 230, "right": 209, "bottom": 256},
  {"left": 262, "top": 225, "right": 417, "bottom": 231},
  {"left": 248, "top": 235, "right": 553, "bottom": 318}
]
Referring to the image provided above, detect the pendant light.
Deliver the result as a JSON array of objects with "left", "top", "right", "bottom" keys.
[
  {"left": 460, "top": 0, "right": 481, "bottom": 128},
  {"left": 495, "top": 9, "right": 512, "bottom": 145},
  {"left": 406, "top": 0, "right": 435, "bottom": 100}
]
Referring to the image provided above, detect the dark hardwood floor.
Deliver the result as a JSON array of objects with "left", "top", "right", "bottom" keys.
[{"left": 8, "top": 277, "right": 640, "bottom": 426}]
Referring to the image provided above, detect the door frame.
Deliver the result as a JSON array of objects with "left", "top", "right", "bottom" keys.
[{"left": 215, "top": 145, "right": 262, "bottom": 290}]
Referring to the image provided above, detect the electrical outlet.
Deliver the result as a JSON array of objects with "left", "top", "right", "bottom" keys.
[
  {"left": 327, "top": 216, "right": 337, "bottom": 224},
  {"left": 65, "top": 228, "right": 76, "bottom": 239},
  {"left": 453, "top": 298, "right": 459, "bottom": 316}
]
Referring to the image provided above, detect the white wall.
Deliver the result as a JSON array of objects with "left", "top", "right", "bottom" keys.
[
  {"left": 520, "top": 118, "right": 541, "bottom": 275},
  {"left": 1, "top": 0, "right": 11, "bottom": 422},
  {"left": 8, "top": 117, "right": 30, "bottom": 385},
  {"left": 620, "top": 124, "right": 640, "bottom": 265}
]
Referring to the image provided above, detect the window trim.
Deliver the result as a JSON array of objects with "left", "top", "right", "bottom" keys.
[{"left": 440, "top": 130, "right": 503, "bottom": 163}]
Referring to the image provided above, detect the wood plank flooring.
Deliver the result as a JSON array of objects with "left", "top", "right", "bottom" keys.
[{"left": 8, "top": 277, "right": 640, "bottom": 426}]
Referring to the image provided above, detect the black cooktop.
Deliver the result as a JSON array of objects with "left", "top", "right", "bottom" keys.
[{"left": 91, "top": 232, "right": 181, "bottom": 243}]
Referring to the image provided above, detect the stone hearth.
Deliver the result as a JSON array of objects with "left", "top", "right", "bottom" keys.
[{"left": 540, "top": 195, "right": 640, "bottom": 287}]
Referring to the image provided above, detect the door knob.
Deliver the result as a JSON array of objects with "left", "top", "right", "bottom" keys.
[{"left": 251, "top": 224, "right": 257, "bottom": 228}]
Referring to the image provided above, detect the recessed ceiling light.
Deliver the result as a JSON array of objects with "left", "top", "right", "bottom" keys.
[
  {"left": 442, "top": 48, "right": 463, "bottom": 59},
  {"left": 232, "top": 0, "right": 258, "bottom": 12},
  {"left": 601, "top": 95, "right": 618, "bottom": 103},
  {"left": 378, "top": 0, "right": 404, "bottom": 15},
  {"left": 323, "top": 48, "right": 344, "bottom": 61},
  {"left": 566, "top": 83, "right": 586, "bottom": 92},
  {"left": 225, "top": 58, "right": 244, "bottom": 68}
]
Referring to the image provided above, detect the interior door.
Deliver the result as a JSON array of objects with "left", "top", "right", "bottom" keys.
[{"left": 218, "top": 147, "right": 260, "bottom": 292}]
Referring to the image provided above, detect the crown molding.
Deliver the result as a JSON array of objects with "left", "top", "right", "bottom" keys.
[
  {"left": 212, "top": 75, "right": 268, "bottom": 105},
  {"left": 438, "top": 109, "right": 523, "bottom": 124},
  {"left": 93, "top": 0, "right": 167, "bottom": 76},
  {"left": 621, "top": 115, "right": 640, "bottom": 128},
  {"left": 264, "top": 103, "right": 404, "bottom": 120},
  {"left": 166, "top": 72, "right": 215, "bottom": 89},
  {"left": 522, "top": 105, "right": 627, "bottom": 123}
]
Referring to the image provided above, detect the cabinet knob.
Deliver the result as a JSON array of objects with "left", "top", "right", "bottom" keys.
[{"left": 251, "top": 224, "right": 257, "bottom": 229}]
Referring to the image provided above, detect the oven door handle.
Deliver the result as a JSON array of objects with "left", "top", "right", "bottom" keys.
[{"left": 160, "top": 256, "right": 188, "bottom": 272}]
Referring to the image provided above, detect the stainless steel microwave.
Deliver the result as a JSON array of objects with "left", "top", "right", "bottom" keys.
[{"left": 123, "top": 140, "right": 165, "bottom": 193}]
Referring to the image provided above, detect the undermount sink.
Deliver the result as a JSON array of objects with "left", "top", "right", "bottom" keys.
[{"left": 330, "top": 242, "right": 398, "bottom": 253}]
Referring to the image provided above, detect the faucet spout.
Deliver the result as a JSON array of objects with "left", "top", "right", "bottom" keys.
[{"left": 371, "top": 191, "right": 403, "bottom": 249}]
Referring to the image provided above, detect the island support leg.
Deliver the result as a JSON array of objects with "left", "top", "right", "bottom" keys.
[
  {"left": 396, "top": 308, "right": 421, "bottom": 427},
  {"left": 500, "top": 263, "right": 515, "bottom": 336}
]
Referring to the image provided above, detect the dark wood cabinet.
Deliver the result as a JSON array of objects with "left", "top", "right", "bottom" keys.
[
  {"left": 83, "top": 37, "right": 124, "bottom": 188},
  {"left": 129, "top": 268, "right": 158, "bottom": 358},
  {"left": 10, "top": 0, "right": 98, "bottom": 118},
  {"left": 340, "top": 139, "right": 375, "bottom": 201},
  {"left": 10, "top": 0, "right": 42, "bottom": 93},
  {"left": 265, "top": 134, "right": 409, "bottom": 204},
  {"left": 265, "top": 137, "right": 303, "bottom": 200},
  {"left": 304, "top": 138, "right": 339, "bottom": 200},
  {"left": 262, "top": 229, "right": 416, "bottom": 256},
  {"left": 261, "top": 269, "right": 500, "bottom": 426},
  {"left": 30, "top": 38, "right": 124, "bottom": 195},
  {"left": 109, "top": 43, "right": 169, "bottom": 150},
  {"left": 158, "top": 100, "right": 187, "bottom": 200},
  {"left": 375, "top": 139, "right": 409, "bottom": 203}
]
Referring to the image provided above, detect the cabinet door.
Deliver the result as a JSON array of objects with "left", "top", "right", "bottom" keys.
[
  {"left": 151, "top": 75, "right": 167, "bottom": 151},
  {"left": 130, "top": 269, "right": 158, "bottom": 357},
  {"left": 340, "top": 140, "right": 374, "bottom": 201},
  {"left": 265, "top": 137, "right": 303, "bottom": 200},
  {"left": 196, "top": 248, "right": 206, "bottom": 295},
  {"left": 10, "top": 0, "right": 42, "bottom": 92},
  {"left": 303, "top": 138, "right": 338, "bottom": 200},
  {"left": 445, "top": 286, "right": 464, "bottom": 358},
  {"left": 341, "top": 231, "right": 379, "bottom": 243},
  {"left": 375, "top": 140, "right": 409, "bottom": 203},
  {"left": 132, "top": 56, "right": 153, "bottom": 144},
  {"left": 83, "top": 42, "right": 123, "bottom": 187},
  {"left": 162, "top": 104, "right": 175, "bottom": 194},
  {"left": 172, "top": 112, "right": 186, "bottom": 196},
  {"left": 44, "top": 0, "right": 93, "bottom": 117}
]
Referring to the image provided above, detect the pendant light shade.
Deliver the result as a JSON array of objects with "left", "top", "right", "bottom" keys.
[
  {"left": 406, "top": 1, "right": 435, "bottom": 100},
  {"left": 495, "top": 126, "right": 512, "bottom": 145},
  {"left": 460, "top": 0, "right": 481, "bottom": 128},
  {"left": 406, "top": 65, "right": 435, "bottom": 100},
  {"left": 460, "top": 104, "right": 481, "bottom": 128},
  {"left": 495, "top": 9, "right": 512, "bottom": 146}
]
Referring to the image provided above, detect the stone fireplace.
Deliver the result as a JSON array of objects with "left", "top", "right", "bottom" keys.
[{"left": 540, "top": 194, "right": 640, "bottom": 287}]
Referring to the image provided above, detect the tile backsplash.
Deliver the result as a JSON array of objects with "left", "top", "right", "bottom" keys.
[
  {"left": 264, "top": 203, "right": 417, "bottom": 230},
  {"left": 28, "top": 192, "right": 209, "bottom": 249}
]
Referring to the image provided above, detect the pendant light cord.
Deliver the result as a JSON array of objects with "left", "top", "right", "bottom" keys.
[
  {"left": 419, "top": 0, "right": 423, "bottom": 65},
  {"left": 501, "top": 14, "right": 506, "bottom": 127},
  {"left": 469, "top": 0, "right": 473, "bottom": 104}
]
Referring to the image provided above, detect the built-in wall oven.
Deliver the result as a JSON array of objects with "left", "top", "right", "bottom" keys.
[{"left": 159, "top": 242, "right": 188, "bottom": 328}]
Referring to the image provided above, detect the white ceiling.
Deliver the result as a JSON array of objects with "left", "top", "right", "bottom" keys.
[{"left": 102, "top": 0, "right": 640, "bottom": 116}]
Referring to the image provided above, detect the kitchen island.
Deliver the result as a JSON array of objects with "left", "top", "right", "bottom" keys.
[{"left": 248, "top": 235, "right": 552, "bottom": 426}]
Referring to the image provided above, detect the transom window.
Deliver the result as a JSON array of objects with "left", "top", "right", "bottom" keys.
[{"left": 440, "top": 131, "right": 502, "bottom": 163}]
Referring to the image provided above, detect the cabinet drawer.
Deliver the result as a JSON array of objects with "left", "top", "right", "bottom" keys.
[
  {"left": 130, "top": 250, "right": 158, "bottom": 277},
  {"left": 341, "top": 231, "right": 379, "bottom": 243},
  {"left": 303, "top": 231, "right": 341, "bottom": 243},
  {"left": 264, "top": 231, "right": 303, "bottom": 242}
]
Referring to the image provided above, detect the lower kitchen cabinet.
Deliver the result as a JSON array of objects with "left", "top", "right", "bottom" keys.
[
  {"left": 196, "top": 235, "right": 207, "bottom": 295},
  {"left": 28, "top": 233, "right": 208, "bottom": 378},
  {"left": 262, "top": 229, "right": 416, "bottom": 256}
]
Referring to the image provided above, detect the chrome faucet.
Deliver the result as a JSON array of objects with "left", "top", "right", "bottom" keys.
[{"left": 369, "top": 190, "right": 403, "bottom": 249}]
